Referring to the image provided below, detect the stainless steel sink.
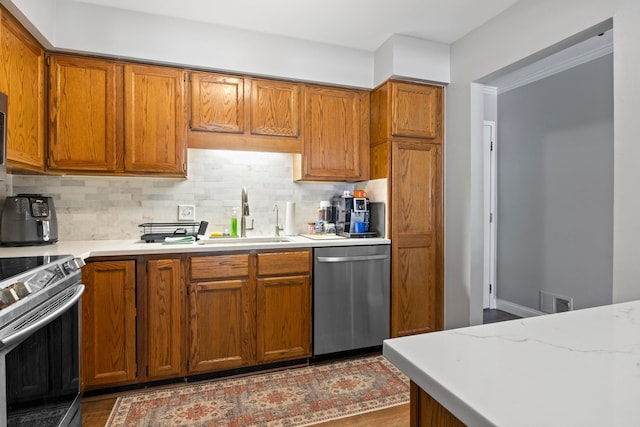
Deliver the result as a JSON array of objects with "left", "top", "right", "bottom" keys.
[{"left": 197, "top": 236, "right": 293, "bottom": 245}]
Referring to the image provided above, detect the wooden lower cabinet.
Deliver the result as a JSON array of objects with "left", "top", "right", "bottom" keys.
[
  {"left": 411, "top": 381, "right": 465, "bottom": 427},
  {"left": 189, "top": 250, "right": 312, "bottom": 370},
  {"left": 257, "top": 275, "right": 311, "bottom": 362},
  {"left": 256, "top": 251, "right": 312, "bottom": 362},
  {"left": 81, "top": 260, "right": 137, "bottom": 390},
  {"left": 146, "top": 257, "right": 186, "bottom": 380},
  {"left": 188, "top": 254, "right": 254, "bottom": 373},
  {"left": 81, "top": 250, "right": 311, "bottom": 392}
]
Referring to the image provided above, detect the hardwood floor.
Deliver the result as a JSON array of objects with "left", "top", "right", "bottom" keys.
[{"left": 81, "top": 395, "right": 410, "bottom": 426}]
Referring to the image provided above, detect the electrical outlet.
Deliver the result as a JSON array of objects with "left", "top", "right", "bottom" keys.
[{"left": 178, "top": 204, "right": 196, "bottom": 221}]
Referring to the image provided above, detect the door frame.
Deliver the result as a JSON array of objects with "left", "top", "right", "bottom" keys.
[{"left": 483, "top": 121, "right": 497, "bottom": 309}]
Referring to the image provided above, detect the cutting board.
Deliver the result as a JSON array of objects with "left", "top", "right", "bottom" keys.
[{"left": 299, "top": 234, "right": 346, "bottom": 240}]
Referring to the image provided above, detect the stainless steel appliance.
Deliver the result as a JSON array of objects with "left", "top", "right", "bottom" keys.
[
  {"left": 0, "top": 92, "right": 7, "bottom": 181},
  {"left": 0, "top": 195, "right": 59, "bottom": 246},
  {"left": 0, "top": 254, "right": 85, "bottom": 427},
  {"left": 313, "top": 245, "right": 390, "bottom": 355}
]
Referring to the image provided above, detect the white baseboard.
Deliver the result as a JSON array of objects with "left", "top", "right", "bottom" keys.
[{"left": 497, "top": 299, "right": 545, "bottom": 318}]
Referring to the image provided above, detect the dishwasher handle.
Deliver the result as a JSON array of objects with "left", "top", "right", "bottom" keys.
[{"left": 316, "top": 254, "right": 389, "bottom": 263}]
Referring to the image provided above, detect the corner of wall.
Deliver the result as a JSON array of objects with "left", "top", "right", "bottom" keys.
[{"left": 373, "top": 34, "right": 451, "bottom": 87}]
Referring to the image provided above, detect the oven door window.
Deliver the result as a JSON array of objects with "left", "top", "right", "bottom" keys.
[{"left": 5, "top": 303, "right": 80, "bottom": 427}]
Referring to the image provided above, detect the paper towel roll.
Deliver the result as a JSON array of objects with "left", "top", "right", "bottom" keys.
[{"left": 284, "top": 202, "right": 296, "bottom": 236}]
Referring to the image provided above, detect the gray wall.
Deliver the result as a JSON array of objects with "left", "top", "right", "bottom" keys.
[{"left": 496, "top": 53, "right": 613, "bottom": 310}]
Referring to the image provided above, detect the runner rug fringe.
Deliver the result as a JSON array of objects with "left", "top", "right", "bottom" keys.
[{"left": 106, "top": 355, "right": 408, "bottom": 427}]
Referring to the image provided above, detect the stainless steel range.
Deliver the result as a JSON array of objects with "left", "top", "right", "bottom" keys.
[{"left": 0, "top": 255, "right": 85, "bottom": 427}]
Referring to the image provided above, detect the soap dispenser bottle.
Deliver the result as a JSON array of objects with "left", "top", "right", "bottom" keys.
[{"left": 230, "top": 207, "right": 238, "bottom": 237}]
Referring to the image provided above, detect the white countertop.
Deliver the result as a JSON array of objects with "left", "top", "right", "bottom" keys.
[
  {"left": 384, "top": 301, "right": 640, "bottom": 427},
  {"left": 0, "top": 235, "right": 390, "bottom": 259}
]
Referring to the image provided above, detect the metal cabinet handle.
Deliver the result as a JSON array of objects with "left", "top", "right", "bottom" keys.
[{"left": 316, "top": 254, "right": 389, "bottom": 263}]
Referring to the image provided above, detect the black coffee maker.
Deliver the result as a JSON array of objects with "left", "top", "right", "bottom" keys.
[{"left": 333, "top": 195, "right": 373, "bottom": 237}]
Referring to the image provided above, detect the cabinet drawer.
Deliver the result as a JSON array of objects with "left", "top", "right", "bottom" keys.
[
  {"left": 190, "top": 254, "right": 250, "bottom": 280},
  {"left": 257, "top": 251, "right": 311, "bottom": 276}
]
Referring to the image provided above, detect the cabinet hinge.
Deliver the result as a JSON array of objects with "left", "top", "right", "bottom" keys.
[
  {"left": 490, "top": 140, "right": 494, "bottom": 151},
  {"left": 489, "top": 284, "right": 493, "bottom": 293},
  {"left": 46, "top": 55, "right": 50, "bottom": 66},
  {"left": 183, "top": 163, "right": 187, "bottom": 173},
  {"left": 490, "top": 212, "right": 493, "bottom": 223}
]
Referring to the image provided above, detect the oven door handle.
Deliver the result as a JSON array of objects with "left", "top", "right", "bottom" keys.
[{"left": 0, "top": 284, "right": 85, "bottom": 348}]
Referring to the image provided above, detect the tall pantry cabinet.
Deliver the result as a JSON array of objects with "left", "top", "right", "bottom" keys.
[{"left": 370, "top": 80, "right": 444, "bottom": 337}]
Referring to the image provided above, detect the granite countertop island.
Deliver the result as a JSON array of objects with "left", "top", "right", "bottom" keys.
[
  {"left": 384, "top": 301, "right": 640, "bottom": 427},
  {"left": 0, "top": 235, "right": 390, "bottom": 259}
]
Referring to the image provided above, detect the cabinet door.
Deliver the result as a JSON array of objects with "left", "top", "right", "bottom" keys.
[
  {"left": 188, "top": 279, "right": 254, "bottom": 373},
  {"left": 0, "top": 10, "right": 45, "bottom": 170},
  {"left": 297, "top": 85, "right": 369, "bottom": 181},
  {"left": 146, "top": 258, "right": 185, "bottom": 379},
  {"left": 390, "top": 142, "right": 443, "bottom": 337},
  {"left": 256, "top": 275, "right": 311, "bottom": 363},
  {"left": 190, "top": 72, "right": 243, "bottom": 133},
  {"left": 249, "top": 78, "right": 299, "bottom": 137},
  {"left": 124, "top": 64, "right": 187, "bottom": 175},
  {"left": 48, "top": 55, "right": 120, "bottom": 171},
  {"left": 81, "top": 260, "right": 137, "bottom": 389},
  {"left": 391, "top": 82, "right": 442, "bottom": 141}
]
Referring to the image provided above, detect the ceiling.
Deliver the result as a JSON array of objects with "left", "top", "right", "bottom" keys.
[{"left": 71, "top": 0, "right": 522, "bottom": 51}]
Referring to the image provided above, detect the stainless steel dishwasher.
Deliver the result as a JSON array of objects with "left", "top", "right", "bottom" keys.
[{"left": 313, "top": 245, "right": 390, "bottom": 355}]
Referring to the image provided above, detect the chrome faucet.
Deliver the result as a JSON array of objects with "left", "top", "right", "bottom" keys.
[
  {"left": 273, "top": 204, "right": 284, "bottom": 236},
  {"left": 240, "top": 187, "right": 254, "bottom": 237}
]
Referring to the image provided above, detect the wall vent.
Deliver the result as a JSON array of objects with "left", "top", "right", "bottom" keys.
[{"left": 540, "top": 291, "right": 573, "bottom": 314}]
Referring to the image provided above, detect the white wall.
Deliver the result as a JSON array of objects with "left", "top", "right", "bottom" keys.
[
  {"left": 373, "top": 35, "right": 450, "bottom": 87},
  {"left": 612, "top": 0, "right": 640, "bottom": 304},
  {"left": 2, "top": 0, "right": 450, "bottom": 89},
  {"left": 447, "top": 0, "right": 615, "bottom": 328}
]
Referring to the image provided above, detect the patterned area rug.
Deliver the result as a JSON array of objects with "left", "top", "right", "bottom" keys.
[{"left": 106, "top": 355, "right": 408, "bottom": 427}]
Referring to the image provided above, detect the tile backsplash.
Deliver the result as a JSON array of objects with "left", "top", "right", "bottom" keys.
[{"left": 4, "top": 149, "right": 358, "bottom": 241}]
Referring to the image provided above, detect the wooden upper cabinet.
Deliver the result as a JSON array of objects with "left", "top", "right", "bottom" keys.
[
  {"left": 371, "top": 80, "right": 443, "bottom": 145},
  {"left": 294, "top": 85, "right": 369, "bottom": 182},
  {"left": 188, "top": 73, "right": 301, "bottom": 153},
  {"left": 0, "top": 8, "right": 45, "bottom": 171},
  {"left": 124, "top": 64, "right": 187, "bottom": 176},
  {"left": 249, "top": 78, "right": 299, "bottom": 137},
  {"left": 190, "top": 73, "right": 243, "bottom": 133},
  {"left": 48, "top": 55, "right": 121, "bottom": 172}
]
